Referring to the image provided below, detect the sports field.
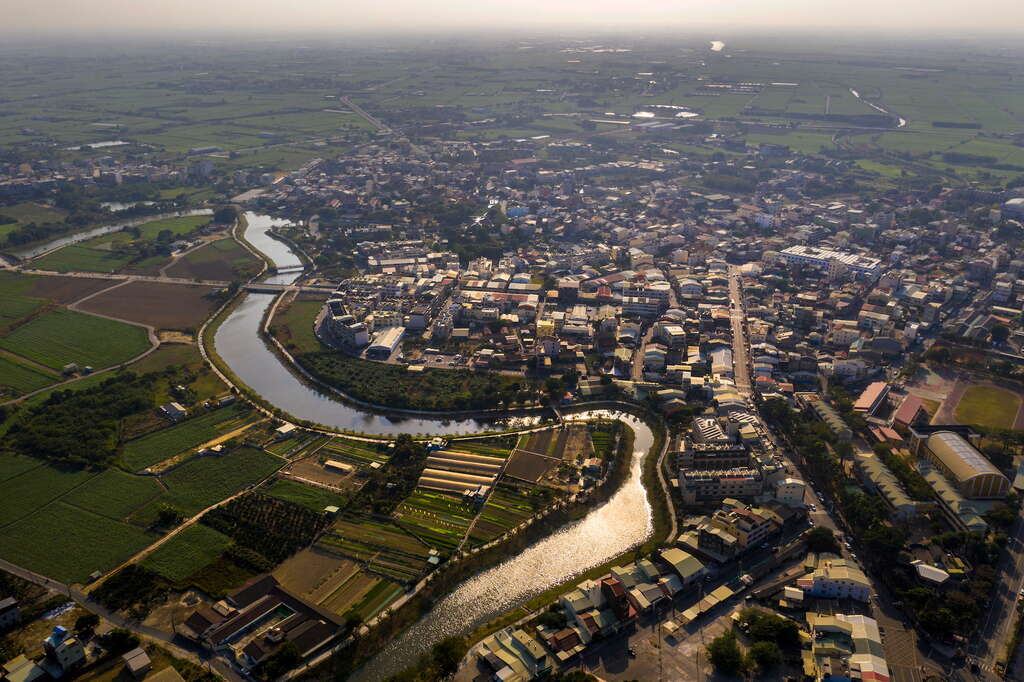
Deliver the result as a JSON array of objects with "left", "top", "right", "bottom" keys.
[{"left": 955, "top": 385, "right": 1021, "bottom": 430}]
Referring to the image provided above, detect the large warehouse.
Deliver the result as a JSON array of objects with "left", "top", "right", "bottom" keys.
[
  {"left": 366, "top": 326, "right": 404, "bottom": 359},
  {"left": 921, "top": 430, "right": 1010, "bottom": 499}
]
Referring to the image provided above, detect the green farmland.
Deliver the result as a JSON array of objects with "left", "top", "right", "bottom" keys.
[
  {"left": 121, "top": 404, "right": 254, "bottom": 471},
  {"left": 141, "top": 524, "right": 233, "bottom": 583},
  {"left": 263, "top": 478, "right": 346, "bottom": 511},
  {"left": 0, "top": 308, "right": 150, "bottom": 371},
  {"left": 0, "top": 502, "right": 155, "bottom": 584},
  {"left": 62, "top": 469, "right": 164, "bottom": 520},
  {"left": 0, "top": 355, "right": 59, "bottom": 396},
  {"left": 159, "top": 446, "right": 284, "bottom": 514}
]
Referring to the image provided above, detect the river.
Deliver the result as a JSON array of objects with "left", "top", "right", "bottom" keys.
[
  {"left": 213, "top": 214, "right": 659, "bottom": 678},
  {"left": 11, "top": 208, "right": 212, "bottom": 260},
  {"left": 353, "top": 411, "right": 655, "bottom": 681},
  {"left": 213, "top": 213, "right": 541, "bottom": 436}
]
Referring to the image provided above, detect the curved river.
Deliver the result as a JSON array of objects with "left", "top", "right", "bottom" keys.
[
  {"left": 214, "top": 214, "right": 539, "bottom": 436},
  {"left": 214, "top": 214, "right": 659, "bottom": 678}
]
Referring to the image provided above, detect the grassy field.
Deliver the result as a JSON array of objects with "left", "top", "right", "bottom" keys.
[
  {"left": 140, "top": 524, "right": 233, "bottom": 583},
  {"left": 160, "top": 446, "right": 283, "bottom": 514},
  {"left": 0, "top": 453, "right": 42, "bottom": 483},
  {"left": 62, "top": 469, "right": 164, "bottom": 521},
  {"left": 0, "top": 502, "right": 156, "bottom": 583},
  {"left": 164, "top": 237, "right": 262, "bottom": 281},
  {"left": 121, "top": 404, "right": 254, "bottom": 471},
  {"left": 0, "top": 308, "right": 150, "bottom": 371},
  {"left": 31, "top": 244, "right": 136, "bottom": 273},
  {"left": 263, "top": 478, "right": 346, "bottom": 511},
  {"left": 30, "top": 215, "right": 211, "bottom": 275},
  {"left": 955, "top": 385, "right": 1021, "bottom": 430},
  {"left": 271, "top": 297, "right": 327, "bottom": 354}
]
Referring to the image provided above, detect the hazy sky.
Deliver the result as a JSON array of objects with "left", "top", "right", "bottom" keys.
[{"left": 4, "top": 0, "right": 1024, "bottom": 36}]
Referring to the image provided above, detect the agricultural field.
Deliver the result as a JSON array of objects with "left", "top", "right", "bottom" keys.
[
  {"left": 157, "top": 446, "right": 283, "bottom": 515},
  {"left": 394, "top": 490, "right": 475, "bottom": 552},
  {"left": 446, "top": 439, "right": 513, "bottom": 459},
  {"left": 265, "top": 431, "right": 327, "bottom": 458},
  {"left": 317, "top": 515, "right": 432, "bottom": 584},
  {"left": 467, "top": 486, "right": 539, "bottom": 548},
  {"left": 140, "top": 524, "right": 233, "bottom": 583},
  {"left": 121, "top": 403, "right": 253, "bottom": 471},
  {"left": 164, "top": 237, "right": 262, "bottom": 281},
  {"left": 319, "top": 437, "right": 392, "bottom": 466},
  {"left": 0, "top": 502, "right": 156, "bottom": 584},
  {"left": 31, "top": 244, "right": 135, "bottom": 273},
  {"left": 270, "top": 296, "right": 328, "bottom": 355},
  {"left": 263, "top": 478, "right": 346, "bottom": 512},
  {"left": 0, "top": 354, "right": 60, "bottom": 397},
  {"left": 77, "top": 281, "right": 219, "bottom": 331},
  {"left": 63, "top": 469, "right": 164, "bottom": 521},
  {"left": 30, "top": 215, "right": 212, "bottom": 275},
  {"left": 0, "top": 308, "right": 150, "bottom": 371},
  {"left": 0, "top": 202, "right": 67, "bottom": 226},
  {"left": 0, "top": 462, "right": 98, "bottom": 527},
  {"left": 955, "top": 385, "right": 1022, "bottom": 430}
]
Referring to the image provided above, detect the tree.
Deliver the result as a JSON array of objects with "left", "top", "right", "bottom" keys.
[
  {"left": 991, "top": 324, "right": 1010, "bottom": 344},
  {"left": 214, "top": 205, "right": 238, "bottom": 225},
  {"left": 706, "top": 630, "right": 745, "bottom": 675},
  {"left": 430, "top": 636, "right": 468, "bottom": 677},
  {"left": 805, "top": 527, "right": 841, "bottom": 554},
  {"left": 748, "top": 641, "right": 782, "bottom": 670},
  {"left": 99, "top": 629, "right": 140, "bottom": 655},
  {"left": 74, "top": 613, "right": 100, "bottom": 633},
  {"left": 261, "top": 642, "right": 300, "bottom": 679}
]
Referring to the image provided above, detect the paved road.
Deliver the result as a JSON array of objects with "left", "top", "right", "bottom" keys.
[{"left": 727, "top": 266, "right": 752, "bottom": 396}]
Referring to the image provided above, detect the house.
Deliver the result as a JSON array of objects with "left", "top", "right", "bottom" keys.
[
  {"left": 122, "top": 648, "right": 152, "bottom": 679},
  {"left": 798, "top": 557, "right": 871, "bottom": 602},
  {"left": 659, "top": 548, "right": 705, "bottom": 584},
  {"left": 0, "top": 598, "right": 19, "bottom": 630},
  {"left": 179, "top": 576, "right": 342, "bottom": 672},
  {"left": 160, "top": 402, "right": 187, "bottom": 422}
]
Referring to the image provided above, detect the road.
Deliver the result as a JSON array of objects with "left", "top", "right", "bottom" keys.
[
  {"left": 727, "top": 266, "right": 752, "bottom": 396},
  {"left": 17, "top": 266, "right": 231, "bottom": 288},
  {"left": 972, "top": 503, "right": 1024, "bottom": 679}
]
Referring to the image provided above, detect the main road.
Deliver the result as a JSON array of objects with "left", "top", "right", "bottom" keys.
[{"left": 727, "top": 266, "right": 752, "bottom": 396}]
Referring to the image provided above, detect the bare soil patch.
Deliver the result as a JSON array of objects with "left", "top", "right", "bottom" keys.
[
  {"left": 29, "top": 275, "right": 120, "bottom": 303},
  {"left": 77, "top": 280, "right": 218, "bottom": 330}
]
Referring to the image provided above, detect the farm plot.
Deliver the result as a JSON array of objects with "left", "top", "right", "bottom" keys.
[
  {"left": 321, "top": 437, "right": 392, "bottom": 464},
  {"left": 275, "top": 548, "right": 358, "bottom": 600},
  {"left": 0, "top": 308, "right": 150, "bottom": 371},
  {"left": 164, "top": 237, "right": 262, "bottom": 281},
  {"left": 445, "top": 439, "right": 513, "bottom": 458},
  {"left": 0, "top": 502, "right": 156, "bottom": 584},
  {"left": 158, "top": 446, "right": 283, "bottom": 515},
  {"left": 265, "top": 432, "right": 327, "bottom": 458},
  {"left": 63, "top": 469, "right": 164, "bottom": 521},
  {"left": 31, "top": 245, "right": 135, "bottom": 274},
  {"left": 0, "top": 453, "right": 42, "bottom": 483},
  {"left": 77, "top": 281, "right": 219, "bottom": 331},
  {"left": 467, "top": 486, "right": 538, "bottom": 547},
  {"left": 0, "top": 464, "right": 97, "bottom": 527},
  {"left": 140, "top": 524, "right": 233, "bottom": 584},
  {"left": 317, "top": 516, "right": 431, "bottom": 584},
  {"left": 0, "top": 355, "right": 59, "bottom": 396},
  {"left": 263, "top": 478, "right": 346, "bottom": 512},
  {"left": 394, "top": 491, "right": 475, "bottom": 551},
  {"left": 121, "top": 404, "right": 254, "bottom": 471}
]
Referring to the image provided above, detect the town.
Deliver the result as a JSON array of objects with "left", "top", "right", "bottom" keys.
[{"left": 1, "top": 28, "right": 1024, "bottom": 682}]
